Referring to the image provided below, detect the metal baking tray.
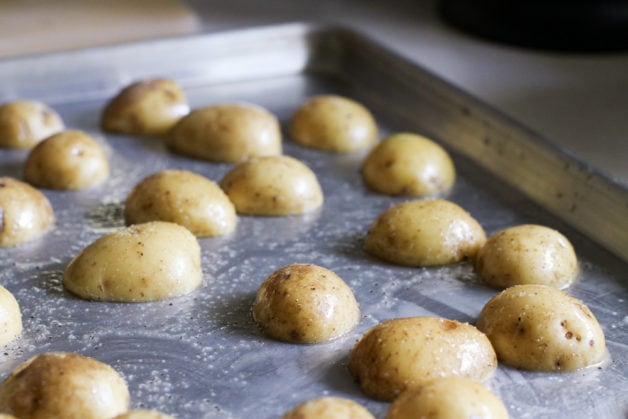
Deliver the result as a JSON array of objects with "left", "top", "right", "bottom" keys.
[{"left": 0, "top": 23, "right": 626, "bottom": 419}]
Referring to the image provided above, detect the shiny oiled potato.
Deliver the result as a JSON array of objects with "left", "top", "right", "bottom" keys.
[
  {"left": 220, "top": 155, "right": 323, "bottom": 216},
  {"left": 63, "top": 221, "right": 202, "bottom": 302},
  {"left": 477, "top": 284, "right": 607, "bottom": 371},
  {"left": 282, "top": 397, "right": 375, "bottom": 419},
  {"left": 348, "top": 317, "right": 497, "bottom": 401},
  {"left": 0, "top": 177, "right": 55, "bottom": 247},
  {"left": 361, "top": 132, "right": 455, "bottom": 196},
  {"left": 125, "top": 169, "right": 236, "bottom": 237},
  {"left": 102, "top": 78, "right": 189, "bottom": 136},
  {"left": 252, "top": 264, "right": 360, "bottom": 343},
  {"left": 0, "top": 352, "right": 130, "bottom": 419},
  {"left": 0, "top": 100, "right": 64, "bottom": 149},
  {"left": 288, "top": 95, "right": 378, "bottom": 152},
  {"left": 113, "top": 410, "right": 175, "bottom": 419},
  {"left": 0, "top": 285, "right": 21, "bottom": 347},
  {"left": 476, "top": 224, "right": 578, "bottom": 289},
  {"left": 364, "top": 199, "right": 486, "bottom": 266},
  {"left": 386, "top": 377, "right": 508, "bottom": 419},
  {"left": 167, "top": 103, "right": 282, "bottom": 162},
  {"left": 24, "top": 130, "right": 109, "bottom": 190}
]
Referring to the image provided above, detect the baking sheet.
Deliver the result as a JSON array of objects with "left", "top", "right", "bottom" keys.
[{"left": 0, "top": 23, "right": 626, "bottom": 418}]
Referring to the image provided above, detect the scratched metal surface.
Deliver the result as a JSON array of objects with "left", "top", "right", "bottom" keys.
[{"left": 0, "top": 24, "right": 626, "bottom": 418}]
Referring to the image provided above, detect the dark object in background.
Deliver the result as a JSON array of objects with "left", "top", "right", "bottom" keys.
[{"left": 438, "top": 0, "right": 628, "bottom": 52}]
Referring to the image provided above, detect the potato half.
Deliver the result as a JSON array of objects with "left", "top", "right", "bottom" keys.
[
  {"left": 0, "top": 100, "right": 64, "bottom": 149},
  {"left": 386, "top": 377, "right": 508, "bottom": 419},
  {"left": 167, "top": 103, "right": 282, "bottom": 162},
  {"left": 220, "top": 155, "right": 323, "bottom": 216},
  {"left": 282, "top": 397, "right": 374, "bottom": 419},
  {"left": 0, "top": 285, "right": 21, "bottom": 347},
  {"left": 477, "top": 284, "right": 607, "bottom": 371},
  {"left": 348, "top": 316, "right": 497, "bottom": 401},
  {"left": 102, "top": 78, "right": 189, "bottom": 136},
  {"left": 0, "top": 177, "right": 55, "bottom": 247},
  {"left": 252, "top": 263, "right": 360, "bottom": 343},
  {"left": 364, "top": 199, "right": 486, "bottom": 266},
  {"left": 0, "top": 352, "right": 129, "bottom": 419},
  {"left": 476, "top": 224, "right": 578, "bottom": 289},
  {"left": 63, "top": 221, "right": 202, "bottom": 302},
  {"left": 362, "top": 132, "right": 455, "bottom": 196},
  {"left": 114, "top": 410, "right": 175, "bottom": 419},
  {"left": 125, "top": 169, "right": 236, "bottom": 237},
  {"left": 24, "top": 130, "right": 109, "bottom": 190},
  {"left": 288, "top": 95, "right": 378, "bottom": 152}
]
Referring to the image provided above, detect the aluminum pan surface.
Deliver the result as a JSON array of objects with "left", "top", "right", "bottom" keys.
[{"left": 0, "top": 24, "right": 626, "bottom": 419}]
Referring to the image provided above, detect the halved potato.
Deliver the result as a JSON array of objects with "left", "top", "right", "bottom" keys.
[
  {"left": 0, "top": 100, "right": 64, "bottom": 149},
  {"left": 0, "top": 285, "right": 21, "bottom": 347},
  {"left": 282, "top": 397, "right": 374, "bottom": 419}
]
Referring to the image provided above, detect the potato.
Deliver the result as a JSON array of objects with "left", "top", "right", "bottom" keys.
[
  {"left": 125, "top": 169, "right": 236, "bottom": 237},
  {"left": 167, "top": 103, "right": 282, "bottom": 162},
  {"left": 0, "top": 352, "right": 129, "bottom": 419},
  {"left": 102, "top": 78, "right": 189, "bottom": 136},
  {"left": 0, "top": 177, "right": 55, "bottom": 247},
  {"left": 476, "top": 224, "right": 578, "bottom": 289},
  {"left": 63, "top": 221, "right": 202, "bottom": 302},
  {"left": 288, "top": 94, "right": 378, "bottom": 152},
  {"left": 361, "top": 132, "right": 455, "bottom": 196},
  {"left": 24, "top": 130, "right": 109, "bottom": 190},
  {"left": 386, "top": 376, "right": 508, "bottom": 419},
  {"left": 282, "top": 397, "right": 374, "bottom": 419},
  {"left": 113, "top": 410, "right": 174, "bottom": 419},
  {"left": 220, "top": 155, "right": 323, "bottom": 216},
  {"left": 364, "top": 199, "right": 486, "bottom": 266},
  {"left": 0, "top": 285, "right": 21, "bottom": 347},
  {"left": 477, "top": 284, "right": 607, "bottom": 371},
  {"left": 0, "top": 100, "right": 64, "bottom": 149},
  {"left": 252, "top": 264, "right": 359, "bottom": 343},
  {"left": 348, "top": 316, "right": 497, "bottom": 401}
]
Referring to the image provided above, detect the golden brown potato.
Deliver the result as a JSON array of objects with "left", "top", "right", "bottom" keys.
[
  {"left": 476, "top": 224, "right": 578, "bottom": 289},
  {"left": 113, "top": 410, "right": 175, "bottom": 419},
  {"left": 282, "top": 397, "right": 375, "bottom": 419},
  {"left": 0, "top": 285, "right": 21, "bottom": 347},
  {"left": 364, "top": 199, "right": 486, "bottom": 266},
  {"left": 124, "top": 169, "right": 236, "bottom": 237},
  {"left": 167, "top": 103, "right": 282, "bottom": 162},
  {"left": 102, "top": 78, "right": 189, "bottom": 136},
  {"left": 252, "top": 264, "right": 360, "bottom": 343},
  {"left": 63, "top": 221, "right": 202, "bottom": 302},
  {"left": 0, "top": 352, "right": 130, "bottom": 419},
  {"left": 288, "top": 95, "right": 378, "bottom": 152},
  {"left": 386, "top": 377, "right": 508, "bottom": 419},
  {"left": 348, "top": 317, "right": 497, "bottom": 401},
  {"left": 361, "top": 132, "right": 455, "bottom": 196},
  {"left": 0, "top": 100, "right": 64, "bottom": 149},
  {"left": 24, "top": 130, "right": 109, "bottom": 190},
  {"left": 220, "top": 155, "right": 323, "bottom": 216},
  {"left": 0, "top": 177, "right": 55, "bottom": 247},
  {"left": 477, "top": 284, "right": 607, "bottom": 371}
]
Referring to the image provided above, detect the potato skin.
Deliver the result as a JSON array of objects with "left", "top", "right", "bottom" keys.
[
  {"left": 0, "top": 100, "right": 64, "bottom": 149},
  {"left": 477, "top": 284, "right": 607, "bottom": 371},
  {"left": 113, "top": 410, "right": 175, "bottom": 419},
  {"left": 0, "top": 285, "right": 21, "bottom": 346},
  {"left": 364, "top": 199, "right": 486, "bottom": 266},
  {"left": 288, "top": 95, "right": 378, "bottom": 152},
  {"left": 167, "top": 103, "right": 282, "bottom": 162},
  {"left": 0, "top": 177, "right": 55, "bottom": 247},
  {"left": 252, "top": 264, "right": 359, "bottom": 343},
  {"left": 220, "top": 155, "right": 323, "bottom": 216},
  {"left": 24, "top": 130, "right": 109, "bottom": 190},
  {"left": 282, "top": 397, "right": 375, "bottom": 419},
  {"left": 476, "top": 224, "right": 578, "bottom": 289},
  {"left": 348, "top": 317, "right": 497, "bottom": 401},
  {"left": 386, "top": 377, "right": 508, "bottom": 419},
  {"left": 124, "top": 169, "right": 236, "bottom": 237},
  {"left": 63, "top": 221, "right": 202, "bottom": 302},
  {"left": 102, "top": 78, "right": 189, "bottom": 136},
  {"left": 0, "top": 352, "right": 130, "bottom": 419},
  {"left": 362, "top": 132, "right": 455, "bottom": 196}
]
